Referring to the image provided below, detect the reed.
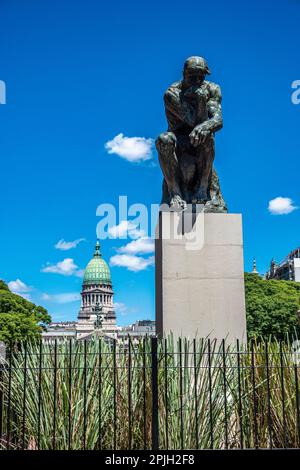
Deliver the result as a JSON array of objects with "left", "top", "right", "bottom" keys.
[{"left": 0, "top": 336, "right": 299, "bottom": 450}]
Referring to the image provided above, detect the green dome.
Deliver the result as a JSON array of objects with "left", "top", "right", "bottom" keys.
[{"left": 83, "top": 241, "right": 111, "bottom": 285}]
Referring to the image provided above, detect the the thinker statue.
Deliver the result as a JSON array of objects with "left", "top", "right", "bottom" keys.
[{"left": 156, "top": 56, "right": 227, "bottom": 212}]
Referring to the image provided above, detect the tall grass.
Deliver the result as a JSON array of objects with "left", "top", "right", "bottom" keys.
[{"left": 0, "top": 337, "right": 299, "bottom": 450}]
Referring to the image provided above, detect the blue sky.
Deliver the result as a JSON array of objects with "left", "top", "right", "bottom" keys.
[{"left": 0, "top": 0, "right": 299, "bottom": 324}]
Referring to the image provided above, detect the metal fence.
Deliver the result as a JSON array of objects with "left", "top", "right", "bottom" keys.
[{"left": 0, "top": 337, "right": 299, "bottom": 450}]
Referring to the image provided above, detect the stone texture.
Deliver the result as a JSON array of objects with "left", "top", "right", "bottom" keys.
[{"left": 155, "top": 211, "right": 247, "bottom": 343}]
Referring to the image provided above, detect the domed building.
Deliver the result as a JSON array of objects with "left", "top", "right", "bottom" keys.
[{"left": 76, "top": 240, "right": 117, "bottom": 339}]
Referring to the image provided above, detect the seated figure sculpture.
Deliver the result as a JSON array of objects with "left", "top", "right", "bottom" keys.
[{"left": 156, "top": 56, "right": 227, "bottom": 212}]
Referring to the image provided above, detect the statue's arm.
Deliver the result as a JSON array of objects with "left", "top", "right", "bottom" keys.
[
  {"left": 190, "top": 83, "right": 223, "bottom": 146},
  {"left": 205, "top": 83, "right": 223, "bottom": 133},
  {"left": 164, "top": 85, "right": 181, "bottom": 119},
  {"left": 164, "top": 83, "right": 195, "bottom": 129}
]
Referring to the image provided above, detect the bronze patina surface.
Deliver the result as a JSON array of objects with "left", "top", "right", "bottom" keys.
[{"left": 156, "top": 56, "right": 227, "bottom": 212}]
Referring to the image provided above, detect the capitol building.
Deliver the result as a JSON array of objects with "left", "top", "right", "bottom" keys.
[
  {"left": 42, "top": 240, "right": 155, "bottom": 342},
  {"left": 76, "top": 240, "right": 117, "bottom": 339}
]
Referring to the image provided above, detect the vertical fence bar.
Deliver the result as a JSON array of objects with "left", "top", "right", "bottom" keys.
[
  {"left": 68, "top": 339, "right": 72, "bottom": 451},
  {"left": 179, "top": 337, "right": 184, "bottom": 449},
  {"left": 151, "top": 337, "right": 159, "bottom": 450},
  {"left": 52, "top": 339, "right": 57, "bottom": 450},
  {"left": 143, "top": 337, "right": 147, "bottom": 450},
  {"left": 113, "top": 339, "right": 117, "bottom": 450},
  {"left": 193, "top": 338, "right": 199, "bottom": 450},
  {"left": 21, "top": 341, "right": 28, "bottom": 449},
  {"left": 207, "top": 339, "right": 213, "bottom": 449},
  {"left": 250, "top": 340, "right": 258, "bottom": 449},
  {"left": 6, "top": 343, "right": 12, "bottom": 449},
  {"left": 98, "top": 339, "right": 102, "bottom": 450},
  {"left": 83, "top": 340, "right": 87, "bottom": 450},
  {"left": 164, "top": 338, "right": 168, "bottom": 450},
  {"left": 265, "top": 341, "right": 273, "bottom": 449},
  {"left": 236, "top": 339, "right": 244, "bottom": 449},
  {"left": 222, "top": 339, "right": 228, "bottom": 449},
  {"left": 279, "top": 341, "right": 287, "bottom": 448},
  {"left": 0, "top": 357, "right": 3, "bottom": 442},
  {"left": 37, "top": 340, "right": 43, "bottom": 450},
  {"left": 128, "top": 336, "right": 132, "bottom": 450},
  {"left": 294, "top": 364, "right": 300, "bottom": 446}
]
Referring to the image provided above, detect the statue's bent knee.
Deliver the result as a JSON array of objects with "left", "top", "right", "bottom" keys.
[{"left": 155, "top": 132, "right": 177, "bottom": 153}]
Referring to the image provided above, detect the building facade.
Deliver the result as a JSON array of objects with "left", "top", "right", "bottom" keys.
[
  {"left": 117, "top": 320, "right": 156, "bottom": 344},
  {"left": 76, "top": 240, "right": 118, "bottom": 339},
  {"left": 266, "top": 247, "right": 300, "bottom": 282}
]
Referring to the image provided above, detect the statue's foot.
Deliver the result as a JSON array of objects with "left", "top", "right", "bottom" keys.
[
  {"left": 204, "top": 199, "right": 227, "bottom": 213},
  {"left": 209, "top": 196, "right": 219, "bottom": 207},
  {"left": 170, "top": 195, "right": 187, "bottom": 212}
]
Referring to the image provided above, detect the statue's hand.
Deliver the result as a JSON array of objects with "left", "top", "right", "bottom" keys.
[{"left": 189, "top": 124, "right": 210, "bottom": 147}]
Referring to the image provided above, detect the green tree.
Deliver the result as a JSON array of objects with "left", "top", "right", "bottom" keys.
[
  {"left": 0, "top": 280, "right": 51, "bottom": 344},
  {"left": 245, "top": 273, "right": 300, "bottom": 340}
]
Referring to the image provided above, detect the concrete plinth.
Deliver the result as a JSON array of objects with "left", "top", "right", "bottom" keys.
[{"left": 155, "top": 211, "right": 247, "bottom": 343}]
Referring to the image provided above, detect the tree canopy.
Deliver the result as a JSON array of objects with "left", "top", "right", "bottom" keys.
[
  {"left": 0, "top": 280, "right": 51, "bottom": 344},
  {"left": 245, "top": 273, "right": 300, "bottom": 340}
]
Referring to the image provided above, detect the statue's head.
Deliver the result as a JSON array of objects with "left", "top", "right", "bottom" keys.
[{"left": 183, "top": 56, "right": 211, "bottom": 86}]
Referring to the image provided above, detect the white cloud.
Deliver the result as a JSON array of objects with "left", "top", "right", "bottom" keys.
[
  {"left": 118, "top": 237, "right": 154, "bottom": 255},
  {"left": 75, "top": 269, "right": 85, "bottom": 278},
  {"left": 110, "top": 254, "right": 154, "bottom": 272},
  {"left": 55, "top": 238, "right": 85, "bottom": 250},
  {"left": 108, "top": 220, "right": 145, "bottom": 239},
  {"left": 114, "top": 302, "right": 128, "bottom": 316},
  {"left": 105, "top": 133, "right": 154, "bottom": 163},
  {"left": 8, "top": 279, "right": 32, "bottom": 300},
  {"left": 42, "top": 292, "right": 81, "bottom": 304},
  {"left": 109, "top": 225, "right": 154, "bottom": 271},
  {"left": 42, "top": 293, "right": 50, "bottom": 300},
  {"left": 41, "top": 258, "right": 80, "bottom": 276},
  {"left": 108, "top": 220, "right": 131, "bottom": 238},
  {"left": 8, "top": 279, "right": 32, "bottom": 293},
  {"left": 19, "top": 293, "right": 32, "bottom": 301},
  {"left": 268, "top": 197, "right": 298, "bottom": 215},
  {"left": 8, "top": 279, "right": 31, "bottom": 293}
]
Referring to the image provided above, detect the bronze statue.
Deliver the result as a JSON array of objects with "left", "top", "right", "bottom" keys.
[
  {"left": 156, "top": 56, "right": 227, "bottom": 212},
  {"left": 93, "top": 302, "right": 103, "bottom": 329}
]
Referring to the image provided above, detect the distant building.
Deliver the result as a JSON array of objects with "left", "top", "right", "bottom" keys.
[
  {"left": 41, "top": 330, "right": 76, "bottom": 343},
  {"left": 42, "top": 240, "right": 156, "bottom": 342},
  {"left": 47, "top": 321, "right": 77, "bottom": 330},
  {"left": 117, "top": 320, "right": 156, "bottom": 344},
  {"left": 42, "top": 322, "right": 77, "bottom": 343},
  {"left": 266, "top": 247, "right": 300, "bottom": 282},
  {"left": 76, "top": 240, "right": 118, "bottom": 340},
  {"left": 0, "top": 341, "right": 6, "bottom": 362},
  {"left": 251, "top": 258, "right": 259, "bottom": 274}
]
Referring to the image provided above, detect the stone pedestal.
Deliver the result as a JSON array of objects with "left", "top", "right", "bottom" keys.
[{"left": 155, "top": 211, "right": 247, "bottom": 343}]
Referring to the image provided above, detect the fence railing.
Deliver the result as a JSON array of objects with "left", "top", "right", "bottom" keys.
[{"left": 0, "top": 336, "right": 299, "bottom": 450}]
